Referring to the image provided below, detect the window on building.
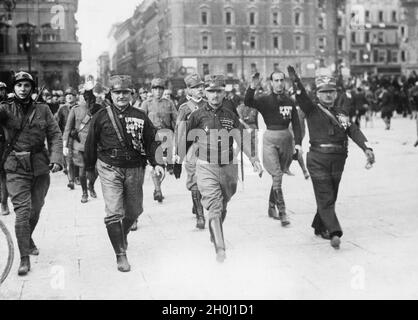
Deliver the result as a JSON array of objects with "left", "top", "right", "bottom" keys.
[
  {"left": 350, "top": 51, "right": 358, "bottom": 63},
  {"left": 378, "top": 50, "right": 386, "bottom": 63},
  {"left": 351, "top": 31, "right": 356, "bottom": 44},
  {"left": 365, "top": 31, "right": 370, "bottom": 43},
  {"left": 226, "top": 36, "right": 234, "bottom": 50},
  {"left": 201, "top": 11, "right": 208, "bottom": 25},
  {"left": 378, "top": 11, "right": 384, "bottom": 23},
  {"left": 227, "top": 63, "right": 234, "bottom": 74},
  {"left": 249, "top": 12, "right": 256, "bottom": 25},
  {"left": 373, "top": 49, "right": 378, "bottom": 62},
  {"left": 295, "top": 35, "right": 302, "bottom": 50},
  {"left": 338, "top": 37, "right": 344, "bottom": 51},
  {"left": 274, "top": 63, "right": 280, "bottom": 71},
  {"left": 203, "top": 64, "right": 210, "bottom": 75},
  {"left": 378, "top": 32, "right": 384, "bottom": 43},
  {"left": 400, "top": 26, "right": 406, "bottom": 38},
  {"left": 318, "top": 16, "right": 324, "bottom": 29},
  {"left": 337, "top": 16, "right": 342, "bottom": 27},
  {"left": 250, "top": 35, "right": 257, "bottom": 49},
  {"left": 225, "top": 11, "right": 233, "bottom": 25},
  {"left": 392, "top": 50, "right": 398, "bottom": 63},
  {"left": 318, "top": 0, "right": 325, "bottom": 10},
  {"left": 251, "top": 63, "right": 257, "bottom": 73},
  {"left": 392, "top": 11, "right": 397, "bottom": 23},
  {"left": 294, "top": 11, "right": 301, "bottom": 26},
  {"left": 272, "top": 12, "right": 279, "bottom": 25},
  {"left": 16, "top": 24, "right": 36, "bottom": 54},
  {"left": 202, "top": 35, "right": 209, "bottom": 50},
  {"left": 273, "top": 36, "right": 280, "bottom": 49},
  {"left": 401, "top": 50, "right": 406, "bottom": 62},
  {"left": 365, "top": 10, "right": 370, "bottom": 22},
  {"left": 317, "top": 37, "right": 326, "bottom": 50},
  {"left": 0, "top": 23, "right": 9, "bottom": 54}
]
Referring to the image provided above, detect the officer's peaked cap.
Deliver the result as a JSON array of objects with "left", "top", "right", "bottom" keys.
[
  {"left": 151, "top": 78, "right": 165, "bottom": 89},
  {"left": 205, "top": 75, "right": 226, "bottom": 91},
  {"left": 13, "top": 71, "right": 36, "bottom": 88},
  {"left": 316, "top": 75, "right": 337, "bottom": 92},
  {"left": 109, "top": 75, "right": 133, "bottom": 92},
  {"left": 184, "top": 74, "right": 204, "bottom": 88}
]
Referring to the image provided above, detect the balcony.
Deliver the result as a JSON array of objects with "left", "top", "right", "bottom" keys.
[{"left": 36, "top": 41, "right": 81, "bottom": 62}]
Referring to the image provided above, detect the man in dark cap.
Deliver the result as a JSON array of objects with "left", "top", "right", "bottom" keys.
[
  {"left": 174, "top": 73, "right": 206, "bottom": 229},
  {"left": 0, "top": 71, "right": 63, "bottom": 275},
  {"left": 140, "top": 78, "right": 177, "bottom": 203},
  {"left": 56, "top": 87, "right": 79, "bottom": 190},
  {"left": 288, "top": 66, "right": 375, "bottom": 250},
  {"left": 186, "top": 74, "right": 263, "bottom": 263},
  {"left": 0, "top": 82, "right": 10, "bottom": 215},
  {"left": 84, "top": 75, "right": 164, "bottom": 272}
]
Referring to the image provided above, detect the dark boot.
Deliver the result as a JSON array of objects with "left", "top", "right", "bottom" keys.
[
  {"left": 331, "top": 235, "right": 341, "bottom": 250},
  {"left": 1, "top": 203, "right": 10, "bottom": 215},
  {"left": 106, "top": 222, "right": 131, "bottom": 272},
  {"left": 130, "top": 220, "right": 138, "bottom": 232},
  {"left": 192, "top": 190, "right": 205, "bottom": 230},
  {"left": 209, "top": 217, "right": 226, "bottom": 263},
  {"left": 273, "top": 189, "right": 290, "bottom": 227},
  {"left": 29, "top": 238, "right": 39, "bottom": 256},
  {"left": 18, "top": 256, "right": 31, "bottom": 276},
  {"left": 268, "top": 187, "right": 280, "bottom": 219},
  {"left": 153, "top": 190, "right": 164, "bottom": 203},
  {"left": 81, "top": 192, "right": 88, "bottom": 203},
  {"left": 67, "top": 181, "right": 75, "bottom": 190},
  {"left": 88, "top": 184, "right": 97, "bottom": 198}
]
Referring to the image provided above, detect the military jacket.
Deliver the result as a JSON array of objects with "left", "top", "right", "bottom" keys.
[
  {"left": 55, "top": 102, "right": 76, "bottom": 133},
  {"left": 140, "top": 97, "right": 177, "bottom": 130},
  {"left": 186, "top": 101, "right": 257, "bottom": 165},
  {"left": 0, "top": 100, "right": 63, "bottom": 176},
  {"left": 295, "top": 86, "right": 369, "bottom": 152}
]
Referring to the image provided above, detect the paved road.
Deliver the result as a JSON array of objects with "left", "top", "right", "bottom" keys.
[{"left": 0, "top": 116, "right": 417, "bottom": 300}]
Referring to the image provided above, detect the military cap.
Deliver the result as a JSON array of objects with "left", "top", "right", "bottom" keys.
[
  {"left": 13, "top": 71, "right": 36, "bottom": 88},
  {"left": 151, "top": 78, "right": 165, "bottom": 89},
  {"left": 315, "top": 75, "right": 337, "bottom": 92},
  {"left": 109, "top": 75, "right": 133, "bottom": 92},
  {"left": 0, "top": 82, "right": 7, "bottom": 89},
  {"left": 184, "top": 73, "right": 204, "bottom": 88},
  {"left": 204, "top": 75, "right": 226, "bottom": 91},
  {"left": 64, "top": 87, "right": 77, "bottom": 96}
]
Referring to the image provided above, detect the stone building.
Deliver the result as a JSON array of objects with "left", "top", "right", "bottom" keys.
[{"left": 0, "top": 0, "right": 81, "bottom": 89}]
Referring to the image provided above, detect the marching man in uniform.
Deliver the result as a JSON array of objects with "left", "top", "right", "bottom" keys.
[
  {"left": 175, "top": 74, "right": 206, "bottom": 229},
  {"left": 141, "top": 78, "right": 177, "bottom": 203},
  {"left": 186, "top": 75, "right": 263, "bottom": 262},
  {"left": 84, "top": 75, "right": 164, "bottom": 272},
  {"left": 0, "top": 72, "right": 63, "bottom": 275},
  {"left": 288, "top": 66, "right": 375, "bottom": 250}
]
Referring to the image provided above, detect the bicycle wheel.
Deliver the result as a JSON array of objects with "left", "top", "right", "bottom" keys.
[{"left": 0, "top": 219, "right": 14, "bottom": 285}]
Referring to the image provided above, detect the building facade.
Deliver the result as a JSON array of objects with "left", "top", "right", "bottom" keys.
[
  {"left": 0, "top": 0, "right": 81, "bottom": 89},
  {"left": 400, "top": 0, "right": 418, "bottom": 75},
  {"left": 127, "top": 0, "right": 343, "bottom": 87}
]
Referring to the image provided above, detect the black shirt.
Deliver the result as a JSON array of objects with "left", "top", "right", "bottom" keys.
[
  {"left": 84, "top": 104, "right": 159, "bottom": 170},
  {"left": 244, "top": 88, "right": 302, "bottom": 145}
]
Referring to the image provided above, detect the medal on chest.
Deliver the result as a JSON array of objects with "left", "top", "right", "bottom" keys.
[{"left": 279, "top": 106, "right": 292, "bottom": 120}]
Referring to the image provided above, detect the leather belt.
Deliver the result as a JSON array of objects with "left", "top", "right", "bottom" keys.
[
  {"left": 107, "top": 149, "right": 140, "bottom": 161},
  {"left": 310, "top": 141, "right": 348, "bottom": 154}
]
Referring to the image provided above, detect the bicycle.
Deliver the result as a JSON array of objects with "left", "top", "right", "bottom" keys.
[{"left": 0, "top": 219, "right": 14, "bottom": 285}]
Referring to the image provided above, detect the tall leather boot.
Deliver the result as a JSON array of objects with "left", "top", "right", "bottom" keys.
[
  {"left": 106, "top": 221, "right": 131, "bottom": 272},
  {"left": 29, "top": 216, "right": 40, "bottom": 255},
  {"left": 209, "top": 217, "right": 226, "bottom": 263},
  {"left": 268, "top": 187, "right": 280, "bottom": 219},
  {"left": 273, "top": 189, "right": 290, "bottom": 227},
  {"left": 192, "top": 190, "right": 205, "bottom": 229},
  {"left": 18, "top": 256, "right": 31, "bottom": 276}
]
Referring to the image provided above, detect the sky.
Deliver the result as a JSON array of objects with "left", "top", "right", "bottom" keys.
[{"left": 76, "top": 0, "right": 141, "bottom": 78}]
